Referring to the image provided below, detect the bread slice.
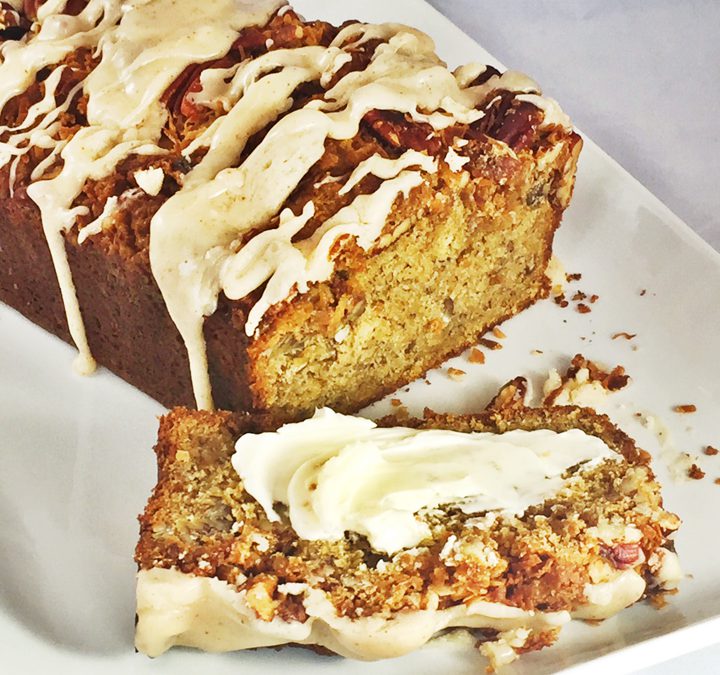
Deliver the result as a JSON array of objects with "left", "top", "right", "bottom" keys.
[
  {"left": 0, "top": 3, "right": 581, "bottom": 418},
  {"left": 135, "top": 378, "right": 681, "bottom": 669}
]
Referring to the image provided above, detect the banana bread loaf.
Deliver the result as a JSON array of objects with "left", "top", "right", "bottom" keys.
[
  {"left": 135, "top": 378, "right": 681, "bottom": 669},
  {"left": 0, "top": 1, "right": 582, "bottom": 418}
]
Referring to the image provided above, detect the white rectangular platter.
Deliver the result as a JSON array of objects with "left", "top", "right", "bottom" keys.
[{"left": 1, "top": 1, "right": 720, "bottom": 673}]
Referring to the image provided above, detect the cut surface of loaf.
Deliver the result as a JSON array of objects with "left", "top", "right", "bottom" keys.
[
  {"left": 0, "top": 1, "right": 581, "bottom": 418},
  {"left": 135, "top": 379, "right": 681, "bottom": 669}
]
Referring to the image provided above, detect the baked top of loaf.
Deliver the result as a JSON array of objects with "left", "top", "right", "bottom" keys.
[
  {"left": 135, "top": 378, "right": 681, "bottom": 669},
  {"left": 0, "top": 1, "right": 577, "bottom": 410}
]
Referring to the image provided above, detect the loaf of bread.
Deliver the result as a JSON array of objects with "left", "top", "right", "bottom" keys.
[
  {"left": 0, "top": 1, "right": 581, "bottom": 418},
  {"left": 135, "top": 377, "right": 681, "bottom": 669}
]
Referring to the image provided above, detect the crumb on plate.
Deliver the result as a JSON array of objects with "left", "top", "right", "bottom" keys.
[{"left": 469, "top": 348, "right": 485, "bottom": 364}]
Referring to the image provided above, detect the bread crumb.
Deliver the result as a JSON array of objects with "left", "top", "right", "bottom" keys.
[
  {"left": 543, "top": 354, "right": 629, "bottom": 406},
  {"left": 704, "top": 446, "right": 719, "bottom": 456},
  {"left": 447, "top": 367, "right": 466, "bottom": 381},
  {"left": 492, "top": 327, "right": 506, "bottom": 339},
  {"left": 567, "top": 273, "right": 582, "bottom": 281},
  {"left": 640, "top": 289, "right": 647, "bottom": 296},
  {"left": 469, "top": 348, "right": 485, "bottom": 364},
  {"left": 612, "top": 332, "right": 637, "bottom": 341},
  {"left": 674, "top": 405, "right": 697, "bottom": 414},
  {"left": 649, "top": 593, "right": 670, "bottom": 609},
  {"left": 479, "top": 338, "right": 502, "bottom": 351},
  {"left": 715, "top": 478, "right": 720, "bottom": 486},
  {"left": 391, "top": 398, "right": 403, "bottom": 408},
  {"left": 589, "top": 294, "right": 599, "bottom": 304},
  {"left": 688, "top": 464, "right": 705, "bottom": 480},
  {"left": 479, "top": 628, "right": 530, "bottom": 671},
  {"left": 531, "top": 349, "right": 544, "bottom": 356},
  {"left": 576, "top": 303, "right": 591, "bottom": 314}
]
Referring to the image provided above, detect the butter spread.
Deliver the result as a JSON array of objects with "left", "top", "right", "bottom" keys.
[
  {"left": 0, "top": 1, "right": 573, "bottom": 408},
  {"left": 232, "top": 409, "right": 618, "bottom": 554}
]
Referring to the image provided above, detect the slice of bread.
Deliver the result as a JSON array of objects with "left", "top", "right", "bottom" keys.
[{"left": 135, "top": 378, "right": 681, "bottom": 669}]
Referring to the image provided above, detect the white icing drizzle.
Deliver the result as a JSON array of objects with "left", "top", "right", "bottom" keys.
[
  {"left": 232, "top": 409, "right": 617, "bottom": 555},
  {"left": 27, "top": 128, "right": 160, "bottom": 372},
  {"left": 220, "top": 201, "right": 318, "bottom": 338},
  {"left": 1, "top": 2, "right": 572, "bottom": 408},
  {"left": 77, "top": 193, "right": 117, "bottom": 244},
  {"left": 0, "top": 65, "right": 66, "bottom": 137},
  {"left": 134, "top": 166, "right": 164, "bottom": 196},
  {"left": 135, "top": 567, "right": 571, "bottom": 659},
  {"left": 444, "top": 147, "right": 469, "bottom": 173},
  {"left": 188, "top": 62, "right": 243, "bottom": 113},
  {"left": 0, "top": 68, "right": 80, "bottom": 193},
  {"left": 338, "top": 150, "right": 436, "bottom": 196},
  {"left": 0, "top": 0, "right": 122, "bottom": 114},
  {"left": 84, "top": 0, "right": 286, "bottom": 132}
]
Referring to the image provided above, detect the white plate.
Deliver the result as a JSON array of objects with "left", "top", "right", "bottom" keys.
[{"left": 2, "top": 1, "right": 720, "bottom": 673}]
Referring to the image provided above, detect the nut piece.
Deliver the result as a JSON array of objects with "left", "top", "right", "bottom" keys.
[
  {"left": 604, "top": 543, "right": 641, "bottom": 569},
  {"left": 468, "top": 348, "right": 485, "bottom": 364},
  {"left": 688, "top": 464, "right": 705, "bottom": 480}
]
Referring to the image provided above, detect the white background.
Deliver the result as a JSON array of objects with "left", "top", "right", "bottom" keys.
[
  {"left": 426, "top": 1, "right": 720, "bottom": 672},
  {"left": 427, "top": 0, "right": 719, "bottom": 250},
  {"left": 1, "top": 2, "right": 718, "bottom": 674}
]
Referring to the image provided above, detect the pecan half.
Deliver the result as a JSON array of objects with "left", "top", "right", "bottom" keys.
[
  {"left": 489, "top": 101, "right": 543, "bottom": 150},
  {"left": 165, "top": 57, "right": 235, "bottom": 120},
  {"left": 363, "top": 109, "right": 444, "bottom": 155},
  {"left": 468, "top": 92, "right": 544, "bottom": 151},
  {"left": 163, "top": 18, "right": 288, "bottom": 120}
]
